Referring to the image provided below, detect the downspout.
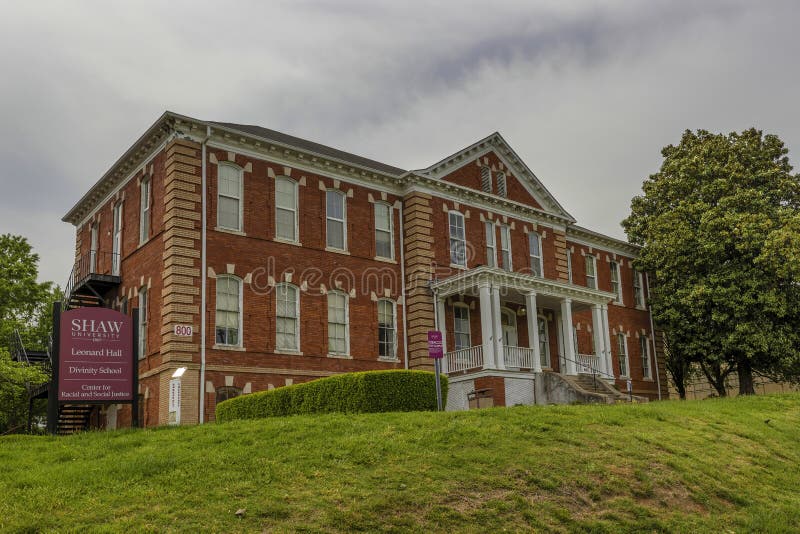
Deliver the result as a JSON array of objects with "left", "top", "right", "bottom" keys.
[
  {"left": 644, "top": 272, "right": 662, "bottom": 400},
  {"left": 398, "top": 202, "right": 409, "bottom": 369},
  {"left": 199, "top": 125, "right": 212, "bottom": 423}
]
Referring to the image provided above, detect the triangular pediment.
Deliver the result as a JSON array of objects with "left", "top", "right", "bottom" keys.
[{"left": 414, "top": 133, "right": 575, "bottom": 222}]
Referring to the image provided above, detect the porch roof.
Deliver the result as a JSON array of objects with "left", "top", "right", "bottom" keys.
[{"left": 430, "top": 266, "right": 616, "bottom": 306}]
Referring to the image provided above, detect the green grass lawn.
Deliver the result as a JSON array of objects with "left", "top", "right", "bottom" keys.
[{"left": 2, "top": 394, "right": 799, "bottom": 533}]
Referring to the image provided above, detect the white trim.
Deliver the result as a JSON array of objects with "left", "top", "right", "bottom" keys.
[
  {"left": 112, "top": 201, "right": 123, "bottom": 275},
  {"left": 485, "top": 221, "right": 497, "bottom": 268},
  {"left": 528, "top": 231, "right": 543, "bottom": 277},
  {"left": 215, "top": 275, "right": 243, "bottom": 348},
  {"left": 325, "top": 189, "right": 347, "bottom": 251},
  {"left": 377, "top": 298, "right": 397, "bottom": 360},
  {"left": 617, "top": 332, "right": 629, "bottom": 378},
  {"left": 327, "top": 290, "right": 350, "bottom": 356},
  {"left": 610, "top": 260, "right": 623, "bottom": 305},
  {"left": 217, "top": 162, "right": 244, "bottom": 232},
  {"left": 633, "top": 270, "right": 645, "bottom": 309},
  {"left": 585, "top": 254, "right": 597, "bottom": 290},
  {"left": 566, "top": 248, "right": 573, "bottom": 284},
  {"left": 276, "top": 282, "right": 300, "bottom": 352},
  {"left": 137, "top": 287, "right": 147, "bottom": 360},
  {"left": 374, "top": 202, "right": 394, "bottom": 260},
  {"left": 452, "top": 302, "right": 471, "bottom": 351},
  {"left": 566, "top": 234, "right": 639, "bottom": 261},
  {"left": 275, "top": 176, "right": 299, "bottom": 243},
  {"left": 139, "top": 177, "right": 150, "bottom": 245},
  {"left": 448, "top": 210, "right": 467, "bottom": 268},
  {"left": 639, "top": 334, "right": 652, "bottom": 380},
  {"left": 500, "top": 224, "right": 512, "bottom": 271}
]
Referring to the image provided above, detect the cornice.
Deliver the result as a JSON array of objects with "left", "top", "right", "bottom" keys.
[{"left": 566, "top": 225, "right": 640, "bottom": 257}]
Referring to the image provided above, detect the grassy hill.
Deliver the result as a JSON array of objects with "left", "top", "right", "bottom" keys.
[{"left": 2, "top": 395, "right": 799, "bottom": 532}]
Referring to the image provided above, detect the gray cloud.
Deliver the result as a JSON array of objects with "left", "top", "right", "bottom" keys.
[{"left": 0, "top": 0, "right": 798, "bottom": 284}]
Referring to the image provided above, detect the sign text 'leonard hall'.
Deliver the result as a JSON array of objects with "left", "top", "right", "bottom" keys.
[{"left": 58, "top": 307, "right": 134, "bottom": 402}]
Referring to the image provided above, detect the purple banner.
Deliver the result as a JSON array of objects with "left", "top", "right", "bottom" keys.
[
  {"left": 428, "top": 330, "right": 443, "bottom": 359},
  {"left": 58, "top": 307, "right": 134, "bottom": 402}
]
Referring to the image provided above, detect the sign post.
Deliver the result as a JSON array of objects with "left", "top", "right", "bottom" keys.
[{"left": 428, "top": 330, "right": 444, "bottom": 411}]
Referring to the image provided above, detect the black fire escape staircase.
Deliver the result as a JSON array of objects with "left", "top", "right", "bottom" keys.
[{"left": 9, "top": 329, "right": 53, "bottom": 433}]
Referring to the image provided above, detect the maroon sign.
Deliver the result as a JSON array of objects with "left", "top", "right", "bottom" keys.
[
  {"left": 58, "top": 307, "right": 134, "bottom": 402},
  {"left": 428, "top": 330, "right": 443, "bottom": 359}
]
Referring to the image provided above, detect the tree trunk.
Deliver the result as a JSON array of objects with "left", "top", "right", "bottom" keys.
[
  {"left": 737, "top": 358, "right": 756, "bottom": 395},
  {"left": 700, "top": 361, "right": 729, "bottom": 397}
]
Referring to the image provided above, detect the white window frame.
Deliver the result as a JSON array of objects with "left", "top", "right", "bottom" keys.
[
  {"left": 448, "top": 211, "right": 467, "bottom": 268},
  {"left": 215, "top": 275, "right": 243, "bottom": 348},
  {"left": 112, "top": 202, "right": 123, "bottom": 276},
  {"left": 485, "top": 222, "right": 497, "bottom": 268},
  {"left": 276, "top": 283, "right": 300, "bottom": 352},
  {"left": 326, "top": 189, "right": 347, "bottom": 251},
  {"left": 585, "top": 255, "right": 597, "bottom": 290},
  {"left": 480, "top": 166, "right": 492, "bottom": 193},
  {"left": 528, "top": 232, "right": 543, "bottom": 277},
  {"left": 327, "top": 290, "right": 349, "bottom": 356},
  {"left": 610, "top": 260, "right": 623, "bottom": 304},
  {"left": 217, "top": 163, "right": 243, "bottom": 231},
  {"left": 378, "top": 298, "right": 397, "bottom": 360},
  {"left": 374, "top": 202, "right": 394, "bottom": 260},
  {"left": 617, "top": 333, "right": 629, "bottom": 377},
  {"left": 139, "top": 178, "right": 150, "bottom": 245},
  {"left": 633, "top": 271, "right": 645, "bottom": 308},
  {"left": 500, "top": 224, "right": 512, "bottom": 271},
  {"left": 566, "top": 250, "right": 573, "bottom": 283},
  {"left": 275, "top": 176, "right": 299, "bottom": 243},
  {"left": 453, "top": 303, "right": 472, "bottom": 351},
  {"left": 496, "top": 171, "right": 507, "bottom": 197},
  {"left": 640, "top": 335, "right": 652, "bottom": 379},
  {"left": 137, "top": 287, "right": 147, "bottom": 360},
  {"left": 90, "top": 223, "right": 98, "bottom": 273}
]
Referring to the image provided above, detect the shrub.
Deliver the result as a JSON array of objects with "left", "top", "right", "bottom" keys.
[{"left": 216, "top": 370, "right": 447, "bottom": 422}]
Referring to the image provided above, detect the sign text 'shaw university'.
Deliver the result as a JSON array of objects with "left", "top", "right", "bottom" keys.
[{"left": 58, "top": 307, "right": 134, "bottom": 402}]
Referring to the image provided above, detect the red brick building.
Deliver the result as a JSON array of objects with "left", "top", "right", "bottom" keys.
[{"left": 62, "top": 111, "right": 668, "bottom": 427}]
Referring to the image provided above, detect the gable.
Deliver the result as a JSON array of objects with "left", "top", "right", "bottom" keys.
[{"left": 415, "top": 133, "right": 575, "bottom": 222}]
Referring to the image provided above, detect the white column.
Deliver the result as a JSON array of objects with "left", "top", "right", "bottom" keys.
[
  {"left": 478, "top": 282, "right": 494, "bottom": 370},
  {"left": 560, "top": 298, "right": 577, "bottom": 375},
  {"left": 525, "top": 291, "right": 542, "bottom": 373},
  {"left": 491, "top": 285, "right": 506, "bottom": 370},
  {"left": 591, "top": 304, "right": 606, "bottom": 377},
  {"left": 601, "top": 304, "right": 613, "bottom": 378},
  {"left": 436, "top": 296, "right": 448, "bottom": 374}
]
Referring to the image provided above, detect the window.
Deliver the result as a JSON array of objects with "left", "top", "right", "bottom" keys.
[
  {"left": 617, "top": 333, "right": 629, "bottom": 377},
  {"left": 633, "top": 271, "right": 645, "bottom": 308},
  {"left": 585, "top": 255, "right": 597, "bottom": 289},
  {"left": 327, "top": 291, "right": 349, "bottom": 355},
  {"left": 276, "top": 283, "right": 299, "bottom": 351},
  {"left": 640, "top": 335, "right": 651, "bottom": 379},
  {"left": 90, "top": 223, "right": 98, "bottom": 273},
  {"left": 218, "top": 163, "right": 243, "bottom": 231},
  {"left": 453, "top": 304, "right": 471, "bottom": 350},
  {"left": 139, "top": 178, "right": 150, "bottom": 244},
  {"left": 496, "top": 172, "right": 507, "bottom": 197},
  {"left": 216, "top": 386, "right": 242, "bottom": 404},
  {"left": 449, "top": 211, "right": 466, "bottom": 267},
  {"left": 528, "top": 232, "right": 543, "bottom": 277},
  {"left": 215, "top": 276, "right": 241, "bottom": 346},
  {"left": 112, "top": 202, "right": 122, "bottom": 276},
  {"left": 500, "top": 225, "right": 512, "bottom": 271},
  {"left": 567, "top": 250, "right": 573, "bottom": 283},
  {"left": 485, "top": 222, "right": 497, "bottom": 268},
  {"left": 480, "top": 167, "right": 492, "bottom": 193},
  {"left": 610, "top": 261, "right": 623, "bottom": 303},
  {"left": 378, "top": 299, "right": 396, "bottom": 359},
  {"left": 374, "top": 203, "right": 393, "bottom": 259},
  {"left": 275, "top": 177, "right": 298, "bottom": 242},
  {"left": 537, "top": 316, "right": 550, "bottom": 368},
  {"left": 137, "top": 288, "right": 147, "bottom": 359},
  {"left": 326, "top": 190, "right": 346, "bottom": 250}
]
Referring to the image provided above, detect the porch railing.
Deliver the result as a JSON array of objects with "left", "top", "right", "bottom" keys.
[
  {"left": 576, "top": 353, "right": 601, "bottom": 374},
  {"left": 504, "top": 345, "right": 535, "bottom": 369},
  {"left": 445, "top": 345, "right": 483, "bottom": 373}
]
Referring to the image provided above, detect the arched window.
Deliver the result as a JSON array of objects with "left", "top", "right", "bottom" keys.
[
  {"left": 216, "top": 386, "right": 242, "bottom": 404},
  {"left": 327, "top": 291, "right": 349, "bottom": 355},
  {"left": 276, "top": 283, "right": 300, "bottom": 351},
  {"left": 378, "top": 299, "right": 396, "bottom": 359},
  {"left": 326, "top": 190, "right": 346, "bottom": 250},
  {"left": 216, "top": 275, "right": 242, "bottom": 346},
  {"left": 275, "top": 177, "right": 298, "bottom": 242},
  {"left": 218, "top": 163, "right": 243, "bottom": 231}
]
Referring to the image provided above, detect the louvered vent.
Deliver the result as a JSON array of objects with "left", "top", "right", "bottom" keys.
[
  {"left": 496, "top": 172, "right": 507, "bottom": 197},
  {"left": 480, "top": 167, "right": 492, "bottom": 193}
]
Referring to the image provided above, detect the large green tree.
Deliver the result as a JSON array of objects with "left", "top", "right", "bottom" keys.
[{"left": 623, "top": 129, "right": 800, "bottom": 395}]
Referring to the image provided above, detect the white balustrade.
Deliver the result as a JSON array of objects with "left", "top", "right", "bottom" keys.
[
  {"left": 576, "top": 353, "right": 601, "bottom": 374},
  {"left": 503, "top": 345, "right": 536, "bottom": 369},
  {"left": 445, "top": 346, "right": 483, "bottom": 373}
]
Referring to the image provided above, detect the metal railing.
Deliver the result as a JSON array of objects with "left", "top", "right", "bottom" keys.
[
  {"left": 445, "top": 345, "right": 483, "bottom": 373},
  {"left": 503, "top": 345, "right": 536, "bottom": 369},
  {"left": 63, "top": 251, "right": 120, "bottom": 306}
]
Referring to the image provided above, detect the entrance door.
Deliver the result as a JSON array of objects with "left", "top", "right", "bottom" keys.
[
  {"left": 112, "top": 203, "right": 122, "bottom": 275},
  {"left": 501, "top": 309, "right": 518, "bottom": 347},
  {"left": 538, "top": 316, "right": 551, "bottom": 368}
]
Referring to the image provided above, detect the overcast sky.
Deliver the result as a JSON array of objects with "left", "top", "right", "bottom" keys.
[{"left": 1, "top": 0, "right": 798, "bottom": 284}]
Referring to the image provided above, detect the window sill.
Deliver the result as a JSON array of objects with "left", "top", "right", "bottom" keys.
[
  {"left": 373, "top": 256, "right": 396, "bottom": 264},
  {"left": 327, "top": 353, "right": 352, "bottom": 359},
  {"left": 449, "top": 263, "right": 467, "bottom": 270},
  {"left": 215, "top": 226, "right": 247, "bottom": 237},
  {"left": 378, "top": 357, "right": 400, "bottom": 363},
  {"left": 325, "top": 247, "right": 350, "bottom": 256},
  {"left": 274, "top": 349, "right": 303, "bottom": 356},
  {"left": 613, "top": 301, "right": 624, "bottom": 307},
  {"left": 137, "top": 237, "right": 150, "bottom": 249},
  {"left": 213, "top": 344, "right": 246, "bottom": 351},
  {"left": 273, "top": 237, "right": 303, "bottom": 247},
  {"left": 643, "top": 377, "right": 654, "bottom": 382},
  {"left": 635, "top": 305, "right": 647, "bottom": 311}
]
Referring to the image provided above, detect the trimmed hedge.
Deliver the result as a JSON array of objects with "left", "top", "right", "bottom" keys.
[{"left": 216, "top": 370, "right": 447, "bottom": 422}]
